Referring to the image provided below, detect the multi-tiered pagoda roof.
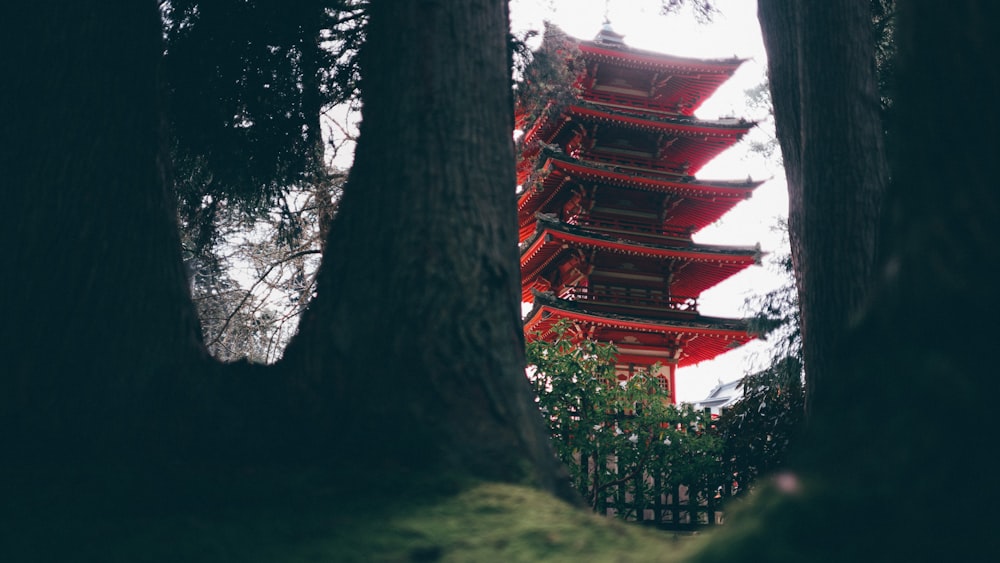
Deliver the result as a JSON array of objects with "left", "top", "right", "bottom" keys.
[
  {"left": 518, "top": 147, "right": 761, "bottom": 241},
  {"left": 517, "top": 23, "right": 760, "bottom": 400}
]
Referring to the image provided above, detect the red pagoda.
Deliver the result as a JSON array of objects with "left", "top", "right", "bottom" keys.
[{"left": 518, "top": 23, "right": 762, "bottom": 402}]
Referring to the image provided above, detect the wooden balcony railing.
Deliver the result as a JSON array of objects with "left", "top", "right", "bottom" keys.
[
  {"left": 582, "top": 90, "right": 680, "bottom": 115},
  {"left": 584, "top": 153, "right": 688, "bottom": 175},
  {"left": 560, "top": 285, "right": 698, "bottom": 314},
  {"left": 568, "top": 216, "right": 692, "bottom": 241}
]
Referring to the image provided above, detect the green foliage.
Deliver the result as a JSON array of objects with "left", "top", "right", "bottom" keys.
[
  {"left": 660, "top": 0, "right": 720, "bottom": 23},
  {"left": 746, "top": 220, "right": 801, "bottom": 367},
  {"left": 514, "top": 23, "right": 583, "bottom": 144},
  {"left": 527, "top": 315, "right": 805, "bottom": 519},
  {"left": 731, "top": 221, "right": 804, "bottom": 491},
  {"left": 527, "top": 322, "right": 727, "bottom": 518},
  {"left": 160, "top": 2, "right": 360, "bottom": 360},
  {"left": 741, "top": 81, "right": 781, "bottom": 164},
  {"left": 872, "top": 0, "right": 896, "bottom": 114},
  {"left": 180, "top": 176, "right": 342, "bottom": 363},
  {"left": 718, "top": 357, "right": 804, "bottom": 494},
  {"left": 161, "top": 0, "right": 365, "bottom": 212}
]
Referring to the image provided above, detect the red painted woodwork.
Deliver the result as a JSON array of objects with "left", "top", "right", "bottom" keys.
[
  {"left": 518, "top": 26, "right": 759, "bottom": 403},
  {"left": 575, "top": 42, "right": 745, "bottom": 117},
  {"left": 517, "top": 151, "right": 761, "bottom": 240}
]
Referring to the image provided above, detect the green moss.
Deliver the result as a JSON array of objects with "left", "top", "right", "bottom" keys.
[
  {"left": 684, "top": 476, "right": 904, "bottom": 563},
  {"left": 2, "top": 467, "right": 695, "bottom": 562},
  {"left": 370, "top": 482, "right": 695, "bottom": 562}
]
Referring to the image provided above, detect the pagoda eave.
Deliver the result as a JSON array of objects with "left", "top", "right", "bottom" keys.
[
  {"left": 575, "top": 42, "right": 745, "bottom": 117},
  {"left": 520, "top": 102, "right": 753, "bottom": 155},
  {"left": 520, "top": 218, "right": 760, "bottom": 270},
  {"left": 519, "top": 103, "right": 752, "bottom": 176},
  {"left": 578, "top": 41, "right": 746, "bottom": 74},
  {"left": 519, "top": 220, "right": 760, "bottom": 302},
  {"left": 517, "top": 152, "right": 760, "bottom": 231},
  {"left": 566, "top": 103, "right": 754, "bottom": 135},
  {"left": 524, "top": 294, "right": 754, "bottom": 367}
]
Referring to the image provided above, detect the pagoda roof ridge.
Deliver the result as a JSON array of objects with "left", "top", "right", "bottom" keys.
[
  {"left": 570, "top": 100, "right": 756, "bottom": 130},
  {"left": 693, "top": 172, "right": 775, "bottom": 187},
  {"left": 524, "top": 213, "right": 762, "bottom": 260},
  {"left": 576, "top": 38, "right": 748, "bottom": 70},
  {"left": 528, "top": 290, "right": 751, "bottom": 333},
  {"left": 535, "top": 145, "right": 764, "bottom": 189}
]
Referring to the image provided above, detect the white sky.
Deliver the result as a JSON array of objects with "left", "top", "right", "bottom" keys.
[{"left": 510, "top": 0, "right": 792, "bottom": 402}]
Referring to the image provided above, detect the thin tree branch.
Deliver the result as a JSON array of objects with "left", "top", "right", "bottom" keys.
[{"left": 207, "top": 248, "right": 322, "bottom": 348}]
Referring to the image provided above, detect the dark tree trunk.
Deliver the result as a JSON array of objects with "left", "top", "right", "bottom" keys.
[
  {"left": 694, "top": 1, "right": 1000, "bottom": 560},
  {"left": 284, "top": 0, "right": 572, "bottom": 499},
  {"left": 758, "top": 0, "right": 888, "bottom": 422},
  {"left": 859, "top": 0, "right": 1000, "bottom": 555},
  {"left": 3, "top": 0, "right": 570, "bottom": 498},
  {"left": 1, "top": 4, "right": 209, "bottom": 459}
]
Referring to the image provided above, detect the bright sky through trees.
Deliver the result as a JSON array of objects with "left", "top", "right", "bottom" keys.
[{"left": 510, "top": 0, "right": 790, "bottom": 402}]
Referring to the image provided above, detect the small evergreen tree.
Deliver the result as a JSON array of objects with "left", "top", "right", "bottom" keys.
[
  {"left": 527, "top": 322, "right": 726, "bottom": 519},
  {"left": 718, "top": 356, "right": 804, "bottom": 495}
]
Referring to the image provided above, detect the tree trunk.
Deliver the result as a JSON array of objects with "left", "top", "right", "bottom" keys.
[
  {"left": 0, "top": 4, "right": 306, "bottom": 464},
  {"left": 0, "top": 4, "right": 210, "bottom": 459},
  {"left": 4, "top": 0, "right": 569, "bottom": 499},
  {"left": 859, "top": 0, "right": 1000, "bottom": 554},
  {"left": 694, "top": 1, "right": 999, "bottom": 560},
  {"left": 758, "top": 0, "right": 888, "bottom": 422},
  {"left": 281, "top": 0, "right": 572, "bottom": 498}
]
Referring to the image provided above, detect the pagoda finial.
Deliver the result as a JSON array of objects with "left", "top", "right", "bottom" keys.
[{"left": 594, "top": 7, "right": 626, "bottom": 47}]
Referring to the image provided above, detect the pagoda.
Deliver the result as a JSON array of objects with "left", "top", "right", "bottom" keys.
[{"left": 518, "top": 23, "right": 762, "bottom": 402}]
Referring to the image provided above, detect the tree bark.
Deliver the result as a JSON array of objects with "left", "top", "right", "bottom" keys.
[
  {"left": 860, "top": 0, "right": 1000, "bottom": 554},
  {"left": 282, "top": 1, "right": 572, "bottom": 498},
  {"left": 1, "top": 0, "right": 574, "bottom": 504},
  {"left": 758, "top": 0, "right": 888, "bottom": 422},
  {"left": 695, "top": 1, "right": 1000, "bottom": 559},
  {"left": 0, "top": 4, "right": 211, "bottom": 459},
  {"left": 0, "top": 3, "right": 320, "bottom": 464}
]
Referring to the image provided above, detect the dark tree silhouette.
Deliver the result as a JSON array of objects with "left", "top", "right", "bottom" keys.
[
  {"left": 282, "top": 0, "right": 571, "bottom": 492},
  {"left": 1, "top": 1, "right": 569, "bottom": 500},
  {"left": 7, "top": 0, "right": 997, "bottom": 559},
  {"left": 757, "top": 0, "right": 888, "bottom": 420},
  {"left": 3, "top": 4, "right": 207, "bottom": 459},
  {"left": 694, "top": 1, "right": 1000, "bottom": 560}
]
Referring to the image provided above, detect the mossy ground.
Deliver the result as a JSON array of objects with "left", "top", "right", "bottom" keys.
[{"left": 2, "top": 466, "right": 700, "bottom": 562}]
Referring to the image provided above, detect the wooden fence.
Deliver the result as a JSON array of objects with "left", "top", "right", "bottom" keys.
[{"left": 579, "top": 454, "right": 734, "bottom": 530}]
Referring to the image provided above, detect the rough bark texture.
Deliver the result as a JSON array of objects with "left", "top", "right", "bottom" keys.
[
  {"left": 758, "top": 0, "right": 888, "bottom": 421},
  {"left": 0, "top": 4, "right": 211, "bottom": 459},
  {"left": 694, "top": 2, "right": 999, "bottom": 561},
  {"left": 3, "top": 0, "right": 569, "bottom": 500},
  {"left": 1, "top": 3, "right": 307, "bottom": 464},
  {"left": 864, "top": 0, "right": 1000, "bottom": 552},
  {"left": 282, "top": 1, "right": 573, "bottom": 498}
]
